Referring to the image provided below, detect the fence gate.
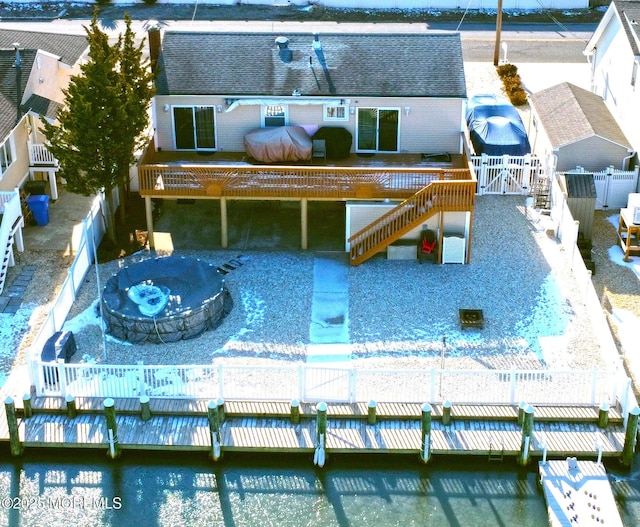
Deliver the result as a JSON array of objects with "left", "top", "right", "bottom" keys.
[
  {"left": 303, "top": 366, "right": 352, "bottom": 402},
  {"left": 472, "top": 154, "right": 542, "bottom": 196}
]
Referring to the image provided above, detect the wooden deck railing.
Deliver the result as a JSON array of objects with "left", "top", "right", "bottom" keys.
[
  {"left": 348, "top": 179, "right": 476, "bottom": 265},
  {"left": 138, "top": 163, "right": 472, "bottom": 200}
]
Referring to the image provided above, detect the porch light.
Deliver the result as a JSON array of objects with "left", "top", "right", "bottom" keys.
[
  {"left": 216, "top": 105, "right": 222, "bottom": 113},
  {"left": 163, "top": 104, "right": 169, "bottom": 113},
  {"left": 404, "top": 106, "right": 410, "bottom": 116}
]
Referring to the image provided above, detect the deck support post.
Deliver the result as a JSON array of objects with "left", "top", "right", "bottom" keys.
[
  {"left": 140, "top": 395, "right": 151, "bottom": 422},
  {"left": 420, "top": 403, "right": 432, "bottom": 464},
  {"left": 367, "top": 400, "right": 377, "bottom": 425},
  {"left": 144, "top": 196, "right": 154, "bottom": 249},
  {"left": 220, "top": 197, "right": 228, "bottom": 248},
  {"left": 314, "top": 402, "right": 327, "bottom": 468},
  {"left": 621, "top": 406, "right": 640, "bottom": 468},
  {"left": 208, "top": 400, "right": 222, "bottom": 462},
  {"left": 518, "top": 401, "right": 527, "bottom": 427},
  {"left": 66, "top": 394, "right": 77, "bottom": 419},
  {"left": 301, "top": 198, "right": 308, "bottom": 250},
  {"left": 5, "top": 397, "right": 23, "bottom": 457},
  {"left": 598, "top": 402, "right": 610, "bottom": 429},
  {"left": 22, "top": 393, "right": 32, "bottom": 418},
  {"left": 104, "top": 398, "right": 120, "bottom": 459},
  {"left": 290, "top": 399, "right": 300, "bottom": 424},
  {"left": 518, "top": 404, "right": 534, "bottom": 466},
  {"left": 442, "top": 400, "right": 451, "bottom": 426}
]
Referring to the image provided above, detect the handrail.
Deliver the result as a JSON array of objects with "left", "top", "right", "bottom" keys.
[
  {"left": 348, "top": 179, "right": 476, "bottom": 265},
  {"left": 138, "top": 163, "right": 472, "bottom": 200}
]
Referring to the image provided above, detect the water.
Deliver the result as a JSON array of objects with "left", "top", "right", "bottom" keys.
[{"left": 0, "top": 449, "right": 639, "bottom": 527}]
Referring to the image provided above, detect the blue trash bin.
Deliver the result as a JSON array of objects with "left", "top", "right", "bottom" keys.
[{"left": 26, "top": 194, "right": 50, "bottom": 226}]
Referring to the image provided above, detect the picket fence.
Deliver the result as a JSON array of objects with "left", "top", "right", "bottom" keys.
[{"left": 33, "top": 359, "right": 630, "bottom": 407}]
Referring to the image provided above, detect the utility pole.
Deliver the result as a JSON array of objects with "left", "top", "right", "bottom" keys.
[{"left": 493, "top": 0, "right": 503, "bottom": 66}]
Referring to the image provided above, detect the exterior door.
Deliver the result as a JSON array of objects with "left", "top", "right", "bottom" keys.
[
  {"left": 173, "top": 106, "right": 216, "bottom": 150},
  {"left": 357, "top": 108, "right": 399, "bottom": 152}
]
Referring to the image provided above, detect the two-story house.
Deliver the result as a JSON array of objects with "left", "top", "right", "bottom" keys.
[{"left": 138, "top": 29, "right": 477, "bottom": 265}]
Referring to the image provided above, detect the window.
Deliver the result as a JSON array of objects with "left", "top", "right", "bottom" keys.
[
  {"left": 172, "top": 106, "right": 216, "bottom": 150},
  {"left": 0, "top": 137, "right": 15, "bottom": 179},
  {"left": 262, "top": 105, "right": 287, "bottom": 127},
  {"left": 324, "top": 104, "right": 348, "bottom": 121}
]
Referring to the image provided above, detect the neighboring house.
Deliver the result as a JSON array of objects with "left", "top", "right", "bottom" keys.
[
  {"left": 0, "top": 28, "right": 88, "bottom": 195},
  {"left": 138, "top": 29, "right": 477, "bottom": 265},
  {"left": 585, "top": 0, "right": 640, "bottom": 154},
  {"left": 0, "top": 29, "right": 87, "bottom": 292},
  {"left": 529, "top": 82, "right": 635, "bottom": 172}
]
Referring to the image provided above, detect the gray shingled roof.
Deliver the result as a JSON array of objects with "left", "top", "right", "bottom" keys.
[
  {"left": 0, "top": 49, "right": 36, "bottom": 140},
  {"left": 530, "top": 82, "right": 632, "bottom": 150},
  {"left": 155, "top": 32, "right": 467, "bottom": 98},
  {"left": 22, "top": 93, "right": 61, "bottom": 121},
  {"left": 0, "top": 29, "right": 87, "bottom": 140},
  {"left": 614, "top": 1, "right": 640, "bottom": 56},
  {"left": 0, "top": 28, "right": 88, "bottom": 66}
]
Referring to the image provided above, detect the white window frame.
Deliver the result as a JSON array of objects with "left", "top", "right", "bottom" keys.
[
  {"left": 261, "top": 104, "right": 288, "bottom": 127},
  {"left": 323, "top": 104, "right": 349, "bottom": 122},
  {"left": 0, "top": 136, "right": 16, "bottom": 180}
]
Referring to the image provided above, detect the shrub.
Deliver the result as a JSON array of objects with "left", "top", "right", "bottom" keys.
[
  {"left": 142, "top": 0, "right": 158, "bottom": 4},
  {"left": 496, "top": 63, "right": 528, "bottom": 107},
  {"left": 95, "top": 0, "right": 111, "bottom": 5}
]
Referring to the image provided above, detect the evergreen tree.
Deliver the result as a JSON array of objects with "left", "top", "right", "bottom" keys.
[{"left": 42, "top": 12, "right": 155, "bottom": 239}]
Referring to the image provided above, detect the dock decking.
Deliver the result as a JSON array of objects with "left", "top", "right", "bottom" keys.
[
  {"left": 539, "top": 460, "right": 624, "bottom": 527},
  {"left": 0, "top": 396, "right": 628, "bottom": 459}
]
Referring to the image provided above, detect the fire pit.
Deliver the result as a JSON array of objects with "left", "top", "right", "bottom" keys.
[{"left": 459, "top": 309, "right": 484, "bottom": 330}]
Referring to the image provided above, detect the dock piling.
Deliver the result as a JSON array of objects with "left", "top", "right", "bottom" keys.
[
  {"left": 22, "top": 393, "right": 32, "bottom": 418},
  {"left": 442, "top": 400, "right": 451, "bottom": 426},
  {"left": 367, "top": 400, "right": 377, "bottom": 425},
  {"left": 314, "top": 402, "right": 327, "bottom": 467},
  {"left": 420, "top": 403, "right": 432, "bottom": 463},
  {"left": 103, "top": 398, "right": 120, "bottom": 459},
  {"left": 216, "top": 397, "right": 225, "bottom": 423},
  {"left": 207, "top": 400, "right": 222, "bottom": 461},
  {"left": 290, "top": 399, "right": 300, "bottom": 424},
  {"left": 518, "top": 401, "right": 527, "bottom": 427},
  {"left": 518, "top": 404, "right": 534, "bottom": 466},
  {"left": 598, "top": 402, "right": 610, "bottom": 429},
  {"left": 4, "top": 396, "right": 22, "bottom": 456},
  {"left": 66, "top": 395, "right": 77, "bottom": 419},
  {"left": 140, "top": 395, "right": 151, "bottom": 422},
  {"left": 621, "top": 406, "right": 639, "bottom": 468}
]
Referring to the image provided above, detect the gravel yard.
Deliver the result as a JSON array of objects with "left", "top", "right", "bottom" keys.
[{"left": 57, "top": 195, "right": 608, "bottom": 375}]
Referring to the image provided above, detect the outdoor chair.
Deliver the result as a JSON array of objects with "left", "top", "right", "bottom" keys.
[
  {"left": 418, "top": 229, "right": 437, "bottom": 264},
  {"left": 311, "top": 139, "right": 327, "bottom": 164}
]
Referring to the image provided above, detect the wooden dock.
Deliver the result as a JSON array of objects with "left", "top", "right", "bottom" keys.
[
  {"left": 539, "top": 460, "right": 624, "bottom": 527},
  {"left": 0, "top": 396, "right": 628, "bottom": 460}
]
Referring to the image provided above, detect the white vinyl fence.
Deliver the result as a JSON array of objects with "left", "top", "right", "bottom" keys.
[
  {"left": 558, "top": 166, "right": 639, "bottom": 210},
  {"left": 34, "top": 360, "right": 626, "bottom": 407},
  {"left": 471, "top": 154, "right": 549, "bottom": 196},
  {"left": 27, "top": 192, "right": 107, "bottom": 385}
]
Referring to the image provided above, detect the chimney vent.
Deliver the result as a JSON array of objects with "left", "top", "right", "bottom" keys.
[
  {"left": 312, "top": 33, "right": 322, "bottom": 51},
  {"left": 275, "top": 36, "right": 292, "bottom": 63}
]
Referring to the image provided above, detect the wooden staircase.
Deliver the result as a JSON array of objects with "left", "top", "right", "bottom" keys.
[
  {"left": 0, "top": 229, "right": 15, "bottom": 295},
  {"left": 0, "top": 191, "right": 24, "bottom": 295},
  {"left": 531, "top": 173, "right": 551, "bottom": 211},
  {"left": 348, "top": 179, "right": 475, "bottom": 266}
]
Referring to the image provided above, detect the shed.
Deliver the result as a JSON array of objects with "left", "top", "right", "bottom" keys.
[
  {"left": 529, "top": 83, "right": 634, "bottom": 172},
  {"left": 565, "top": 172, "right": 597, "bottom": 241}
]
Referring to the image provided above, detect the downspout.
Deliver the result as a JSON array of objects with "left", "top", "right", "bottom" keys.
[
  {"left": 622, "top": 150, "right": 636, "bottom": 171},
  {"left": 12, "top": 43, "right": 21, "bottom": 125}
]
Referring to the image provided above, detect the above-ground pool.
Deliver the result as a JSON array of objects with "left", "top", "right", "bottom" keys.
[{"left": 102, "top": 256, "right": 231, "bottom": 344}]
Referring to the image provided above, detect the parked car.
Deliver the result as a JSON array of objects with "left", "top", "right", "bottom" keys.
[{"left": 466, "top": 94, "right": 531, "bottom": 156}]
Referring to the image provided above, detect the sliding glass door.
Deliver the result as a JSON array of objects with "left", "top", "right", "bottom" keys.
[
  {"left": 356, "top": 108, "right": 399, "bottom": 152},
  {"left": 173, "top": 106, "right": 216, "bottom": 150}
]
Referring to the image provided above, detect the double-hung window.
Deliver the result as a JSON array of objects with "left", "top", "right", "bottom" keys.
[
  {"left": 0, "top": 137, "right": 15, "bottom": 180},
  {"left": 173, "top": 106, "right": 216, "bottom": 150}
]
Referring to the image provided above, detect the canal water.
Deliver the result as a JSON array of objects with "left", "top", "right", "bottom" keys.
[{"left": 0, "top": 449, "right": 639, "bottom": 527}]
